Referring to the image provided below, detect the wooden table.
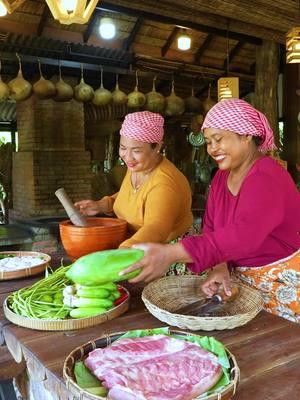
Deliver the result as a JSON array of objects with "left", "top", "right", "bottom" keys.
[{"left": 1, "top": 276, "right": 300, "bottom": 400}]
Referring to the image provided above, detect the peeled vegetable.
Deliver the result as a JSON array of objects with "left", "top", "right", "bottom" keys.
[
  {"left": 112, "top": 75, "right": 127, "bottom": 105},
  {"left": 33, "top": 59, "right": 56, "bottom": 99},
  {"left": 127, "top": 70, "right": 146, "bottom": 109},
  {"left": 185, "top": 87, "right": 202, "bottom": 114},
  {"left": 54, "top": 63, "right": 74, "bottom": 102},
  {"left": 66, "top": 248, "right": 144, "bottom": 286},
  {"left": 8, "top": 53, "right": 32, "bottom": 101},
  {"left": 0, "top": 60, "right": 9, "bottom": 102},
  {"left": 74, "top": 64, "right": 94, "bottom": 103},
  {"left": 70, "top": 307, "right": 107, "bottom": 318},
  {"left": 145, "top": 76, "right": 165, "bottom": 113},
  {"left": 93, "top": 66, "right": 112, "bottom": 106},
  {"left": 165, "top": 80, "right": 185, "bottom": 116}
]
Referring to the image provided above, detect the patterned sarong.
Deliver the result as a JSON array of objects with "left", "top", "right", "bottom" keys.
[{"left": 234, "top": 249, "right": 300, "bottom": 323}]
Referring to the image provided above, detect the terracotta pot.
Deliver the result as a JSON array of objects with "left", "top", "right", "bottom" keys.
[{"left": 59, "top": 217, "right": 127, "bottom": 260}]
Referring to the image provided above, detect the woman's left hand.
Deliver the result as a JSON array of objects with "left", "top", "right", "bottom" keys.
[{"left": 119, "top": 242, "right": 188, "bottom": 283}]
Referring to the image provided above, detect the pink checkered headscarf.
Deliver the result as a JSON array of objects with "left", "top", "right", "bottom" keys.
[
  {"left": 120, "top": 111, "right": 164, "bottom": 143},
  {"left": 202, "top": 99, "right": 276, "bottom": 152}
]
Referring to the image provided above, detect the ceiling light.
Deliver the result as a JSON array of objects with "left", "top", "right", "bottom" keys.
[
  {"left": 99, "top": 17, "right": 116, "bottom": 40},
  {"left": 286, "top": 27, "right": 300, "bottom": 63},
  {"left": 177, "top": 33, "right": 191, "bottom": 51},
  {"left": 45, "top": 0, "right": 98, "bottom": 25},
  {"left": 218, "top": 77, "right": 239, "bottom": 102},
  {"left": 0, "top": 1, "right": 7, "bottom": 16}
]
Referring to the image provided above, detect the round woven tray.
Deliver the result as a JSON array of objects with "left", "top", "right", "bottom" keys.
[
  {"left": 0, "top": 251, "right": 51, "bottom": 281},
  {"left": 142, "top": 275, "right": 264, "bottom": 331},
  {"left": 63, "top": 329, "right": 240, "bottom": 400},
  {"left": 3, "top": 287, "right": 130, "bottom": 331}
]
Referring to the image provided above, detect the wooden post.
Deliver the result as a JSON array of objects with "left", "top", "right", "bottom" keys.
[
  {"left": 255, "top": 40, "right": 279, "bottom": 145},
  {"left": 281, "top": 63, "right": 300, "bottom": 180}
]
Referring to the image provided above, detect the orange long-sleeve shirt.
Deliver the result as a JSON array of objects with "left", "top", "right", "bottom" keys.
[{"left": 107, "top": 158, "right": 193, "bottom": 247}]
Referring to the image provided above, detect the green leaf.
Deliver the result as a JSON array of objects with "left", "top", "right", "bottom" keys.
[{"left": 74, "top": 361, "right": 101, "bottom": 388}]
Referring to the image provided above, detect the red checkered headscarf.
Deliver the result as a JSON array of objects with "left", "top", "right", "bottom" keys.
[
  {"left": 120, "top": 111, "right": 164, "bottom": 143},
  {"left": 202, "top": 99, "right": 276, "bottom": 152}
]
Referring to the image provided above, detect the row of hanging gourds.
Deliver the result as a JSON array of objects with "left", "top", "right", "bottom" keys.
[{"left": 0, "top": 54, "right": 216, "bottom": 116}]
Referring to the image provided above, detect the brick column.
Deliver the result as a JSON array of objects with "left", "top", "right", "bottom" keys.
[{"left": 12, "top": 96, "right": 92, "bottom": 217}]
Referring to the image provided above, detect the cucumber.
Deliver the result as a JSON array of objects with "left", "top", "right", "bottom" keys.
[
  {"left": 66, "top": 249, "right": 144, "bottom": 286},
  {"left": 73, "top": 297, "right": 113, "bottom": 308},
  {"left": 76, "top": 288, "right": 110, "bottom": 299},
  {"left": 70, "top": 307, "right": 107, "bottom": 319},
  {"left": 110, "top": 290, "right": 121, "bottom": 300}
]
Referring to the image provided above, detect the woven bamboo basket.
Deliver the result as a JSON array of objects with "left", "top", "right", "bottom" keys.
[
  {"left": 63, "top": 329, "right": 240, "bottom": 400},
  {"left": 142, "top": 275, "right": 264, "bottom": 331},
  {"left": 0, "top": 251, "right": 51, "bottom": 281},
  {"left": 3, "top": 287, "right": 130, "bottom": 331}
]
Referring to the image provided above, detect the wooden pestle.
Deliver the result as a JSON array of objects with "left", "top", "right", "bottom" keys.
[{"left": 55, "top": 188, "right": 88, "bottom": 227}]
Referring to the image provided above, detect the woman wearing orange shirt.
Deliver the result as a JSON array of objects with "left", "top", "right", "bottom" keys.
[{"left": 75, "top": 111, "right": 193, "bottom": 273}]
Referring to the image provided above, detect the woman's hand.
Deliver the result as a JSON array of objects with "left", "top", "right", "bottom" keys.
[
  {"left": 119, "top": 242, "right": 191, "bottom": 283},
  {"left": 74, "top": 200, "right": 101, "bottom": 216},
  {"left": 201, "top": 263, "right": 232, "bottom": 297}
]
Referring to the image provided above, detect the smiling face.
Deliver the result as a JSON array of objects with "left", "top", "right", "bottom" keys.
[
  {"left": 204, "top": 127, "right": 256, "bottom": 172},
  {"left": 119, "top": 136, "right": 162, "bottom": 173}
]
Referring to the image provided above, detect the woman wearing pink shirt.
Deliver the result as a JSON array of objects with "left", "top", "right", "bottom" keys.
[{"left": 121, "top": 99, "right": 300, "bottom": 323}]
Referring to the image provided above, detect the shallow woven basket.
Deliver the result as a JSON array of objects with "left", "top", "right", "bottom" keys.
[
  {"left": 3, "top": 287, "right": 129, "bottom": 331},
  {"left": 142, "top": 275, "right": 264, "bottom": 331},
  {"left": 0, "top": 251, "right": 51, "bottom": 281},
  {"left": 63, "top": 329, "right": 240, "bottom": 400}
]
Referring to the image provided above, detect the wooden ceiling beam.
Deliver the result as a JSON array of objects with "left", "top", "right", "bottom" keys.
[
  {"left": 97, "top": 2, "right": 262, "bottom": 45},
  {"left": 223, "top": 41, "right": 244, "bottom": 71},
  {"left": 161, "top": 27, "right": 180, "bottom": 57},
  {"left": 194, "top": 34, "right": 214, "bottom": 64},
  {"left": 83, "top": 11, "right": 100, "bottom": 44},
  {"left": 123, "top": 17, "right": 144, "bottom": 51},
  {"left": 37, "top": 4, "right": 50, "bottom": 37}
]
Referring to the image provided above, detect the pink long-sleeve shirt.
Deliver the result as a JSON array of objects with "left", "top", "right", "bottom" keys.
[{"left": 181, "top": 156, "right": 300, "bottom": 273}]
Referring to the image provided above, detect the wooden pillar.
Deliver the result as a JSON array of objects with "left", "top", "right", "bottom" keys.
[
  {"left": 255, "top": 40, "right": 279, "bottom": 145},
  {"left": 282, "top": 63, "right": 300, "bottom": 180}
]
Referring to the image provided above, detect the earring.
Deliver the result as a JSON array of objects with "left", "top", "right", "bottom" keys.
[{"left": 157, "top": 150, "right": 160, "bottom": 154}]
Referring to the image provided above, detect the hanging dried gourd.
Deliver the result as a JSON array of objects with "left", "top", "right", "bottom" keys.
[
  {"left": 33, "top": 59, "right": 56, "bottom": 100},
  {"left": 92, "top": 66, "right": 112, "bottom": 107},
  {"left": 145, "top": 76, "right": 165, "bottom": 113},
  {"left": 127, "top": 70, "right": 146, "bottom": 109},
  {"left": 0, "top": 60, "right": 9, "bottom": 102},
  {"left": 54, "top": 63, "right": 74, "bottom": 102},
  {"left": 8, "top": 53, "right": 32, "bottom": 101},
  {"left": 185, "top": 86, "right": 202, "bottom": 114},
  {"left": 74, "top": 64, "right": 94, "bottom": 103},
  {"left": 202, "top": 82, "right": 216, "bottom": 115},
  {"left": 165, "top": 80, "right": 185, "bottom": 116},
  {"left": 112, "top": 74, "right": 127, "bottom": 105}
]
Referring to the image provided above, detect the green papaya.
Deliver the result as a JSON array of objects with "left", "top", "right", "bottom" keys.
[{"left": 65, "top": 249, "right": 144, "bottom": 286}]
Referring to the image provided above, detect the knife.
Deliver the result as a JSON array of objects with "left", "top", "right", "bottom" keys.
[{"left": 174, "top": 286, "right": 239, "bottom": 316}]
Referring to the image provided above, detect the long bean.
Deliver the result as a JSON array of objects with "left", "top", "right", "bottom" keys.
[{"left": 7, "top": 265, "right": 72, "bottom": 319}]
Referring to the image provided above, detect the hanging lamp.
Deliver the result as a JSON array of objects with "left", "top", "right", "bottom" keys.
[
  {"left": 0, "top": 0, "right": 26, "bottom": 16},
  {"left": 217, "top": 21, "right": 239, "bottom": 101},
  {"left": 286, "top": 27, "right": 300, "bottom": 63},
  {"left": 45, "top": 0, "right": 98, "bottom": 25}
]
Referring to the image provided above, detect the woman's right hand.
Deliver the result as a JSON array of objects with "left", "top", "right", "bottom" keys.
[
  {"left": 201, "top": 263, "right": 232, "bottom": 298},
  {"left": 74, "top": 200, "right": 101, "bottom": 216}
]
